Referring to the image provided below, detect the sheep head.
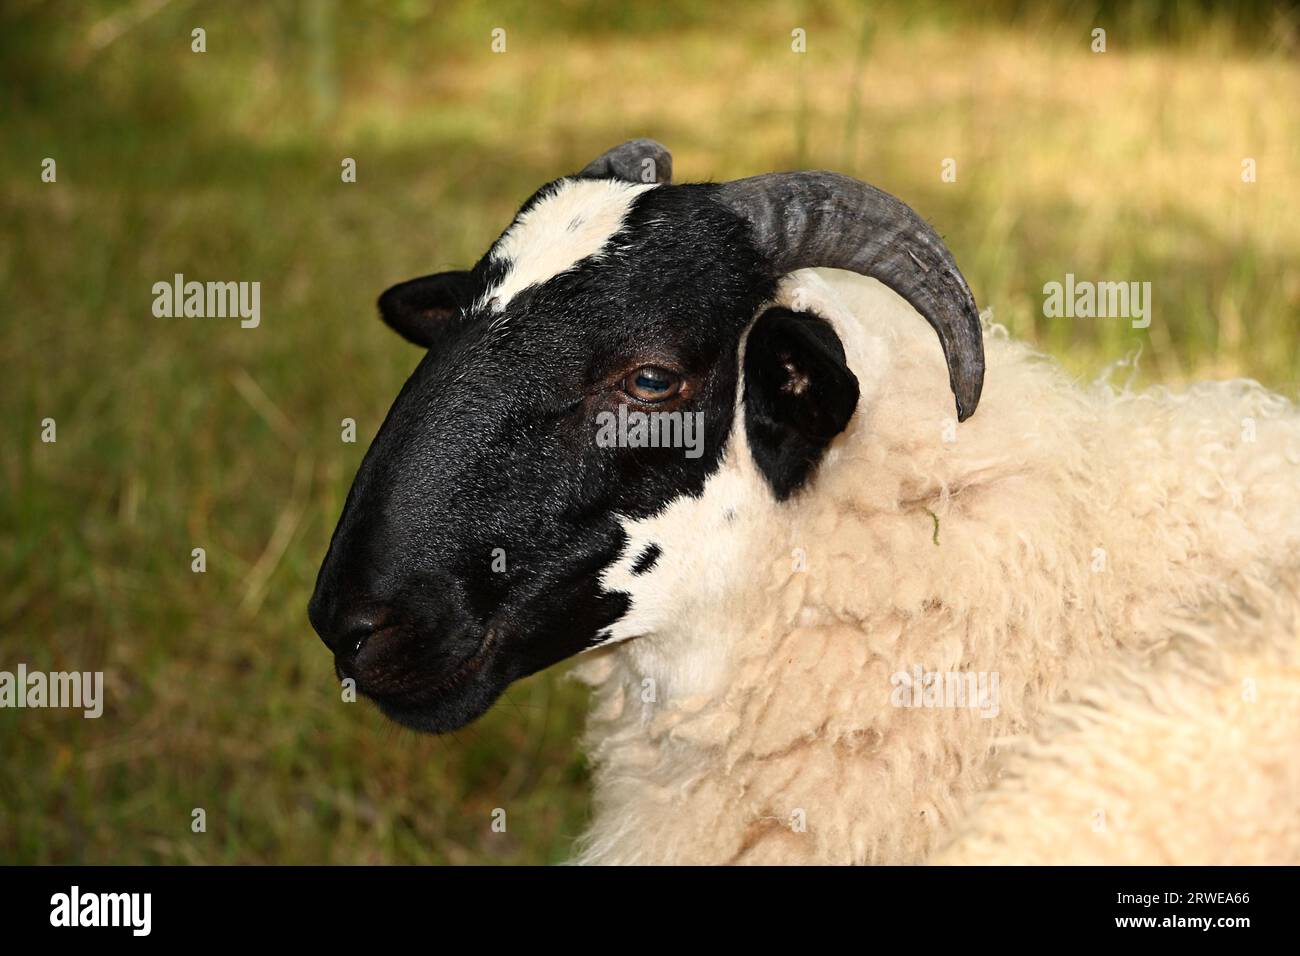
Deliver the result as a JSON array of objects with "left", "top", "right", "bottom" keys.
[{"left": 308, "top": 140, "right": 983, "bottom": 733}]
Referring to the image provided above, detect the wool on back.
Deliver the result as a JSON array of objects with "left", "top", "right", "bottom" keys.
[
  {"left": 572, "top": 269, "right": 1300, "bottom": 865},
  {"left": 935, "top": 562, "right": 1300, "bottom": 864}
]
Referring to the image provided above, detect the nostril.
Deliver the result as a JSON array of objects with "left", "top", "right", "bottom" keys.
[
  {"left": 342, "top": 615, "right": 377, "bottom": 656},
  {"left": 314, "top": 608, "right": 383, "bottom": 657}
]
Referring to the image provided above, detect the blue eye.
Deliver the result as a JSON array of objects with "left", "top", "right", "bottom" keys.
[{"left": 624, "top": 365, "right": 683, "bottom": 403}]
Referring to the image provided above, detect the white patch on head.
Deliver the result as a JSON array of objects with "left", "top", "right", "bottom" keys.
[{"left": 479, "top": 178, "right": 658, "bottom": 312}]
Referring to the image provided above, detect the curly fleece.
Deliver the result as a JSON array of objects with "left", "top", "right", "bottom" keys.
[{"left": 570, "top": 269, "right": 1300, "bottom": 865}]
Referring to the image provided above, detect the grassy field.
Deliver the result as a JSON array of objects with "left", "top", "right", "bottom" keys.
[{"left": 2, "top": 0, "right": 1298, "bottom": 864}]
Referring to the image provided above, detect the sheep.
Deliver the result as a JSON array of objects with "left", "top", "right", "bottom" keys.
[
  {"left": 309, "top": 140, "right": 1300, "bottom": 865},
  {"left": 567, "top": 266, "right": 1300, "bottom": 864}
]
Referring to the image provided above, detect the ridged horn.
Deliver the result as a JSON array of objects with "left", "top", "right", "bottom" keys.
[{"left": 716, "top": 172, "right": 984, "bottom": 421}]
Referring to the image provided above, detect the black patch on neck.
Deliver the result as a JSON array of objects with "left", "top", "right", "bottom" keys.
[{"left": 631, "top": 543, "right": 662, "bottom": 575}]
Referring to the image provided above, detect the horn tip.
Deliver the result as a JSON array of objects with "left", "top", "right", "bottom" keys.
[
  {"left": 579, "top": 139, "right": 672, "bottom": 184},
  {"left": 954, "top": 376, "right": 984, "bottom": 422}
]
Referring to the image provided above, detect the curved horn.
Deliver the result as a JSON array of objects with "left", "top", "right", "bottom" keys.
[
  {"left": 578, "top": 139, "right": 673, "bottom": 185},
  {"left": 716, "top": 172, "right": 984, "bottom": 421}
]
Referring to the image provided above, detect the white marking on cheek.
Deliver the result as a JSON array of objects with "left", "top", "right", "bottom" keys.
[
  {"left": 480, "top": 178, "right": 658, "bottom": 313},
  {"left": 579, "top": 323, "right": 797, "bottom": 699},
  {"left": 588, "top": 395, "right": 769, "bottom": 654}
]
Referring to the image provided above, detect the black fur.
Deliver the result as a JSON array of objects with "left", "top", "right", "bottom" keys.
[{"left": 309, "top": 177, "right": 859, "bottom": 734}]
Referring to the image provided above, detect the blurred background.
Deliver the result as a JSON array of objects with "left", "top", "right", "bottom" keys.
[{"left": 2, "top": 0, "right": 1297, "bottom": 864}]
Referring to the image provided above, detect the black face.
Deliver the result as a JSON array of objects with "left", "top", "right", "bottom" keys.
[{"left": 308, "top": 180, "right": 807, "bottom": 733}]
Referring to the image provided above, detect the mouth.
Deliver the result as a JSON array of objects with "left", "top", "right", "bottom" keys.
[
  {"left": 428, "top": 626, "right": 500, "bottom": 693},
  {"left": 342, "top": 626, "right": 508, "bottom": 735}
]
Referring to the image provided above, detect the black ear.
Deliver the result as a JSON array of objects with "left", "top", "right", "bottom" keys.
[
  {"left": 377, "top": 271, "right": 475, "bottom": 348},
  {"left": 743, "top": 307, "right": 860, "bottom": 501}
]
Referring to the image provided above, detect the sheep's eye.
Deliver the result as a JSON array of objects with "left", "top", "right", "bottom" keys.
[{"left": 623, "top": 365, "right": 682, "bottom": 403}]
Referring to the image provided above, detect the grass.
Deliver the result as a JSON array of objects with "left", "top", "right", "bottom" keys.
[{"left": 1, "top": 0, "right": 1298, "bottom": 864}]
